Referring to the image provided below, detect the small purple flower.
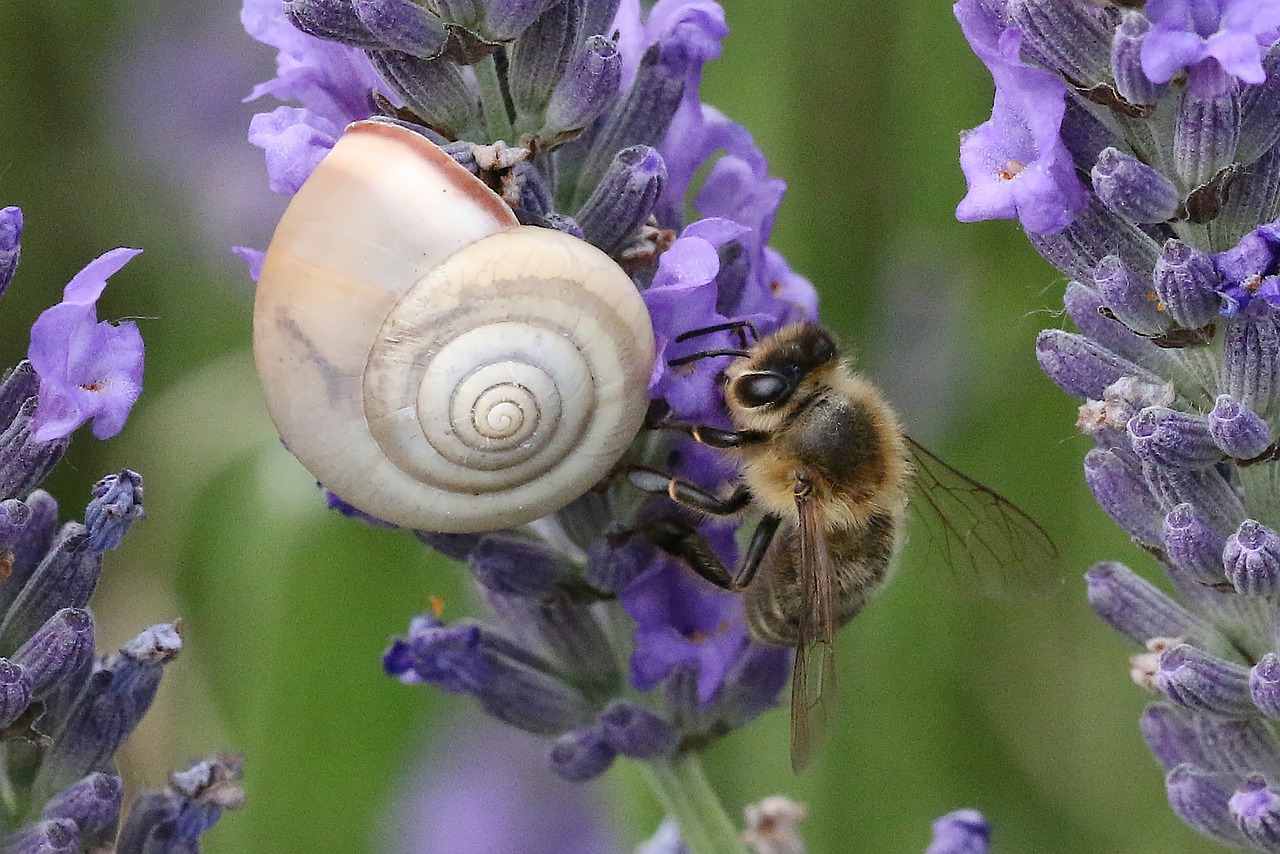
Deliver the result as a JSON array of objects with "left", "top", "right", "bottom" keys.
[
  {"left": 242, "top": 0, "right": 384, "bottom": 124},
  {"left": 954, "top": 0, "right": 1090, "bottom": 234},
  {"left": 27, "top": 248, "right": 144, "bottom": 443},
  {"left": 621, "top": 543, "right": 749, "bottom": 705},
  {"left": 925, "top": 809, "right": 990, "bottom": 854},
  {"left": 247, "top": 106, "right": 343, "bottom": 195},
  {"left": 1142, "top": 0, "right": 1280, "bottom": 86},
  {"left": 1215, "top": 219, "right": 1280, "bottom": 314}
]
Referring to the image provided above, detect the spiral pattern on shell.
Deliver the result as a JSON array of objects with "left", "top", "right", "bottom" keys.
[{"left": 253, "top": 120, "right": 655, "bottom": 532}]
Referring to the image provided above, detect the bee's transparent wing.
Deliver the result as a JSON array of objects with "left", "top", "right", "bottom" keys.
[
  {"left": 790, "top": 488, "right": 836, "bottom": 774},
  {"left": 903, "top": 436, "right": 1062, "bottom": 600}
]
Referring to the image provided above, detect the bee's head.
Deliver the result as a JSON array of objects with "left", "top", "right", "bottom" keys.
[{"left": 725, "top": 323, "right": 838, "bottom": 413}]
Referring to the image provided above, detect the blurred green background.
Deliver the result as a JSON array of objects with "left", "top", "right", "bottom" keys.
[{"left": 0, "top": 1, "right": 1226, "bottom": 852}]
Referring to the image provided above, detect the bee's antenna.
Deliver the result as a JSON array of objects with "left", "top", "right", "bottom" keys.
[
  {"left": 674, "top": 319, "right": 760, "bottom": 347},
  {"left": 668, "top": 348, "right": 750, "bottom": 367}
]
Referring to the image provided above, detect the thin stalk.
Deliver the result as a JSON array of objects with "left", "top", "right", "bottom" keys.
[
  {"left": 641, "top": 754, "right": 750, "bottom": 854},
  {"left": 473, "top": 54, "right": 515, "bottom": 142}
]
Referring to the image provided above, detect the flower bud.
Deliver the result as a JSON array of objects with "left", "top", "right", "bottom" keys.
[
  {"left": 1209, "top": 395, "right": 1272, "bottom": 459},
  {"left": 571, "top": 40, "right": 690, "bottom": 206},
  {"left": 1141, "top": 703, "right": 1208, "bottom": 771},
  {"left": 1251, "top": 654, "right": 1280, "bottom": 720},
  {"left": 1223, "top": 302, "right": 1280, "bottom": 420},
  {"left": 1128, "top": 406, "right": 1221, "bottom": 469},
  {"left": 1238, "top": 43, "right": 1280, "bottom": 166},
  {"left": 0, "top": 659, "right": 31, "bottom": 728},
  {"left": 467, "top": 534, "right": 574, "bottom": 597},
  {"left": 41, "top": 773, "right": 122, "bottom": 850},
  {"left": 1175, "top": 65, "right": 1241, "bottom": 189},
  {"left": 1009, "top": 0, "right": 1110, "bottom": 86},
  {"left": 1224, "top": 520, "right": 1280, "bottom": 596},
  {"left": 1036, "top": 330, "right": 1158, "bottom": 400},
  {"left": 1093, "top": 254, "right": 1166, "bottom": 336},
  {"left": 1157, "top": 643, "right": 1255, "bottom": 717},
  {"left": 1111, "top": 11, "right": 1164, "bottom": 106},
  {"left": 926, "top": 809, "right": 990, "bottom": 854},
  {"left": 1092, "top": 147, "right": 1180, "bottom": 224},
  {"left": 1028, "top": 195, "right": 1160, "bottom": 285},
  {"left": 1168, "top": 766, "right": 1250, "bottom": 849},
  {"left": 1084, "top": 447, "right": 1165, "bottom": 547},
  {"left": 37, "top": 625, "right": 180, "bottom": 794},
  {"left": 508, "top": 0, "right": 586, "bottom": 125},
  {"left": 1085, "top": 561, "right": 1217, "bottom": 647},
  {"left": 384, "top": 615, "right": 591, "bottom": 734},
  {"left": 283, "top": 0, "right": 383, "bottom": 47},
  {"left": 549, "top": 725, "right": 615, "bottom": 782},
  {"left": 0, "top": 524, "right": 100, "bottom": 653},
  {"left": 576, "top": 145, "right": 666, "bottom": 256},
  {"left": 484, "top": 0, "right": 557, "bottom": 42},
  {"left": 5, "top": 818, "right": 79, "bottom": 854},
  {"left": 1163, "top": 504, "right": 1227, "bottom": 585},
  {"left": 0, "top": 206, "right": 22, "bottom": 298},
  {"left": 0, "top": 396, "right": 70, "bottom": 504},
  {"left": 1232, "top": 776, "right": 1280, "bottom": 851},
  {"left": 352, "top": 0, "right": 449, "bottom": 58},
  {"left": 1152, "top": 240, "right": 1223, "bottom": 329},
  {"left": 366, "top": 51, "right": 478, "bottom": 141},
  {"left": 84, "top": 470, "right": 144, "bottom": 553},
  {"left": 12, "top": 608, "right": 94, "bottom": 700},
  {"left": 544, "top": 35, "right": 622, "bottom": 136},
  {"left": 599, "top": 699, "right": 676, "bottom": 759}
]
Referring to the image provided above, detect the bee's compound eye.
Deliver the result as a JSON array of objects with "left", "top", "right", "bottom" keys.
[{"left": 736, "top": 372, "right": 790, "bottom": 408}]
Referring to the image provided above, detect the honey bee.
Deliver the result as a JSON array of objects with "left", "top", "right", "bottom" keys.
[{"left": 628, "top": 321, "right": 1060, "bottom": 772}]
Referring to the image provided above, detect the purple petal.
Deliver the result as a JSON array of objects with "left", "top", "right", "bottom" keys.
[
  {"left": 62, "top": 248, "right": 143, "bottom": 305},
  {"left": 247, "top": 106, "right": 341, "bottom": 195}
]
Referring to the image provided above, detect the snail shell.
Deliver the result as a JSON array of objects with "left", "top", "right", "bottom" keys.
[{"left": 253, "top": 120, "right": 655, "bottom": 532}]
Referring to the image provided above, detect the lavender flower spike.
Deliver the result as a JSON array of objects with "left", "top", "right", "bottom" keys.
[
  {"left": 956, "top": 0, "right": 1280, "bottom": 847},
  {"left": 0, "top": 212, "right": 239, "bottom": 849}
]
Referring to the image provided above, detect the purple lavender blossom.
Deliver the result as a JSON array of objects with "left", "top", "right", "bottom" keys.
[
  {"left": 0, "top": 216, "right": 239, "bottom": 847},
  {"left": 244, "top": 1, "right": 808, "bottom": 845},
  {"left": 955, "top": 0, "right": 1280, "bottom": 849},
  {"left": 954, "top": 0, "right": 1089, "bottom": 234},
  {"left": 1143, "top": 0, "right": 1280, "bottom": 86},
  {"left": 26, "top": 248, "right": 145, "bottom": 443}
]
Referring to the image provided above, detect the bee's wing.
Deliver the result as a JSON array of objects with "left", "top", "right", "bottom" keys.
[
  {"left": 903, "top": 436, "right": 1062, "bottom": 600},
  {"left": 790, "top": 485, "right": 836, "bottom": 774}
]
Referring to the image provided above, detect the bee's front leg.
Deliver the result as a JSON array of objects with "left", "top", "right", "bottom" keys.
[{"left": 645, "top": 416, "right": 768, "bottom": 449}]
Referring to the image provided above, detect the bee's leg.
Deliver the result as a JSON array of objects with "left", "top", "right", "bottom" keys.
[
  {"left": 643, "top": 517, "right": 737, "bottom": 589},
  {"left": 626, "top": 466, "right": 753, "bottom": 514},
  {"left": 640, "top": 513, "right": 782, "bottom": 591},
  {"left": 646, "top": 418, "right": 768, "bottom": 449},
  {"left": 735, "top": 513, "right": 781, "bottom": 588}
]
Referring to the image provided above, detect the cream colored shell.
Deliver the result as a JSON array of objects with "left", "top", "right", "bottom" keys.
[{"left": 253, "top": 119, "right": 655, "bottom": 532}]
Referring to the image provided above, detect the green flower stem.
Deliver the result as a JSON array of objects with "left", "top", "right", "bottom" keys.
[
  {"left": 642, "top": 754, "right": 750, "bottom": 854},
  {"left": 473, "top": 54, "right": 515, "bottom": 142}
]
